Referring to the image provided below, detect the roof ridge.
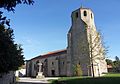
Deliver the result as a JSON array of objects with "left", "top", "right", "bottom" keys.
[
  {"left": 30, "top": 49, "right": 67, "bottom": 60},
  {"left": 45, "top": 49, "right": 66, "bottom": 55}
]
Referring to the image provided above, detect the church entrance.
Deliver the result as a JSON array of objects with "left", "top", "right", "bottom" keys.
[{"left": 51, "top": 70, "right": 55, "bottom": 76}]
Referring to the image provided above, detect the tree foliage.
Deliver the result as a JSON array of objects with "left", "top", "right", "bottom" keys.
[
  {"left": 74, "top": 64, "right": 83, "bottom": 76},
  {"left": 0, "top": 13, "right": 24, "bottom": 74},
  {"left": 106, "top": 59, "right": 114, "bottom": 66},
  {"left": 0, "top": 0, "right": 34, "bottom": 74},
  {"left": 0, "top": 0, "right": 34, "bottom": 12},
  {"left": 106, "top": 56, "right": 120, "bottom": 72},
  {"left": 115, "top": 56, "right": 120, "bottom": 62},
  {"left": 0, "top": 11, "right": 10, "bottom": 26},
  {"left": 113, "top": 56, "right": 120, "bottom": 72},
  {"left": 86, "top": 26, "right": 108, "bottom": 77}
]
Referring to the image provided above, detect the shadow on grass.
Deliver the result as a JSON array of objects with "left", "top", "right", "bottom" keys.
[{"left": 52, "top": 77, "right": 120, "bottom": 84}]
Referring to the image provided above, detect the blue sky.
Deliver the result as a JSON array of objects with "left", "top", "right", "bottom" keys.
[{"left": 3, "top": 0, "right": 120, "bottom": 60}]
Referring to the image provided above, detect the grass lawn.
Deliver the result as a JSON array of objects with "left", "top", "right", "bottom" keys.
[
  {"left": 103, "top": 73, "right": 120, "bottom": 77},
  {"left": 51, "top": 73, "right": 120, "bottom": 84}
]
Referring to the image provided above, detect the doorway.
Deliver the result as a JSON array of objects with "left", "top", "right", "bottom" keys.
[{"left": 51, "top": 70, "right": 55, "bottom": 76}]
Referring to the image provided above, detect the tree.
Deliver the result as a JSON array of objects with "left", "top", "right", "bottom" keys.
[
  {"left": 0, "top": 0, "right": 34, "bottom": 30},
  {"left": 113, "top": 56, "right": 120, "bottom": 72},
  {"left": 115, "top": 56, "right": 120, "bottom": 62},
  {"left": 86, "top": 25, "right": 108, "bottom": 77},
  {"left": 0, "top": 0, "right": 34, "bottom": 74},
  {"left": 0, "top": 24, "right": 24, "bottom": 74},
  {"left": 0, "top": 0, "right": 34, "bottom": 12},
  {"left": 106, "top": 59, "right": 114, "bottom": 66},
  {"left": 0, "top": 0, "right": 34, "bottom": 26},
  {"left": 74, "top": 64, "right": 82, "bottom": 76}
]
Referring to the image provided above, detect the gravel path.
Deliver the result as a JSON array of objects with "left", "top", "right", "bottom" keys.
[{"left": 16, "top": 77, "right": 58, "bottom": 84}]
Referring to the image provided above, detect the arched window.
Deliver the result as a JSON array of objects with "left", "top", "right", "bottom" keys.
[
  {"left": 36, "top": 60, "right": 39, "bottom": 64},
  {"left": 91, "top": 13, "right": 93, "bottom": 19},
  {"left": 83, "top": 11, "right": 87, "bottom": 16},
  {"left": 75, "top": 12, "right": 78, "bottom": 18},
  {"left": 52, "top": 62, "right": 54, "bottom": 65}
]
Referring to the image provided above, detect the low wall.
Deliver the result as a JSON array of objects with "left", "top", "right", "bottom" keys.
[{"left": 0, "top": 71, "right": 15, "bottom": 84}]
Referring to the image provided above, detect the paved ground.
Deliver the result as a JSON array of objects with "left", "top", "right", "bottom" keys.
[{"left": 16, "top": 77, "right": 58, "bottom": 84}]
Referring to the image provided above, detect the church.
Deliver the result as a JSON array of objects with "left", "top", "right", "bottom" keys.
[{"left": 26, "top": 7, "right": 108, "bottom": 77}]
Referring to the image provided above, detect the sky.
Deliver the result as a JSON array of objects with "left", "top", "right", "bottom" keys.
[{"left": 2, "top": 0, "right": 120, "bottom": 60}]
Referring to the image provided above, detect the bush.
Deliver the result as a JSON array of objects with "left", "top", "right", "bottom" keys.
[{"left": 74, "top": 64, "right": 83, "bottom": 76}]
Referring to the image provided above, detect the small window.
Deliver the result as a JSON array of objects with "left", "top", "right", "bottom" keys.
[
  {"left": 52, "top": 62, "right": 54, "bottom": 65},
  {"left": 91, "top": 13, "right": 93, "bottom": 19},
  {"left": 83, "top": 11, "right": 87, "bottom": 16},
  {"left": 63, "top": 62, "right": 64, "bottom": 65},
  {"left": 36, "top": 60, "right": 39, "bottom": 64},
  {"left": 75, "top": 12, "right": 78, "bottom": 18}
]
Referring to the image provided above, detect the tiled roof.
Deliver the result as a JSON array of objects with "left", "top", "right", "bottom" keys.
[{"left": 30, "top": 49, "right": 67, "bottom": 60}]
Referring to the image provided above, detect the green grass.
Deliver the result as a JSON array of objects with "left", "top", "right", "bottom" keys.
[
  {"left": 16, "top": 76, "right": 19, "bottom": 81},
  {"left": 104, "top": 73, "right": 120, "bottom": 77},
  {"left": 51, "top": 73, "right": 120, "bottom": 84}
]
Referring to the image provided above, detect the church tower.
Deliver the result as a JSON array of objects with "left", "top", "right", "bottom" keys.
[{"left": 67, "top": 7, "right": 108, "bottom": 76}]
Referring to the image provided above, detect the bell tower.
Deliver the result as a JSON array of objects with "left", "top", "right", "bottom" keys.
[
  {"left": 71, "top": 7, "right": 96, "bottom": 30},
  {"left": 66, "top": 7, "right": 108, "bottom": 76}
]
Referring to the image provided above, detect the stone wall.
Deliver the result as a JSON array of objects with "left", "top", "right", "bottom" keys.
[
  {"left": 0, "top": 71, "right": 15, "bottom": 84},
  {"left": 26, "top": 51, "right": 67, "bottom": 77},
  {"left": 67, "top": 8, "right": 108, "bottom": 76},
  {"left": 67, "top": 8, "right": 91, "bottom": 76}
]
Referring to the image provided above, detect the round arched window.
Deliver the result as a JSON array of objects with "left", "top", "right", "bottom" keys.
[
  {"left": 91, "top": 13, "right": 93, "bottom": 19},
  {"left": 83, "top": 11, "right": 87, "bottom": 16}
]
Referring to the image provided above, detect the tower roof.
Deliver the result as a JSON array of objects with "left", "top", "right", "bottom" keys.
[{"left": 72, "top": 7, "right": 92, "bottom": 14}]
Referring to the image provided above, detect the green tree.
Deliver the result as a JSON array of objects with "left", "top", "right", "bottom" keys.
[
  {"left": 0, "top": 24, "right": 24, "bottom": 74},
  {"left": 113, "top": 56, "right": 120, "bottom": 72},
  {"left": 115, "top": 56, "right": 120, "bottom": 62},
  {"left": 106, "top": 59, "right": 114, "bottom": 66},
  {"left": 74, "top": 64, "right": 83, "bottom": 76},
  {"left": 0, "top": 0, "right": 34, "bottom": 74},
  {"left": 0, "top": 0, "right": 34, "bottom": 12},
  {"left": 0, "top": 0, "right": 34, "bottom": 26}
]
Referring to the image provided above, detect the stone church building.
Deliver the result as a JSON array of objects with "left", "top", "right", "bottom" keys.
[{"left": 26, "top": 7, "right": 108, "bottom": 77}]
